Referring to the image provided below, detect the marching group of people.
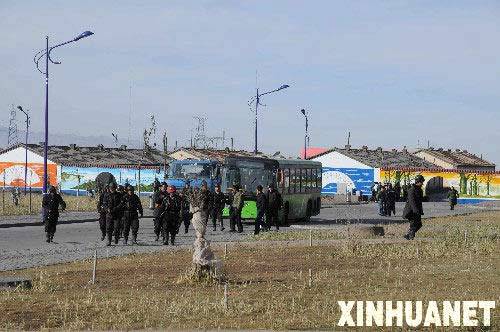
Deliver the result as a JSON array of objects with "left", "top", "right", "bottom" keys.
[
  {"left": 41, "top": 173, "right": 459, "bottom": 244},
  {"left": 372, "top": 182, "right": 400, "bottom": 216},
  {"left": 94, "top": 180, "right": 283, "bottom": 246}
]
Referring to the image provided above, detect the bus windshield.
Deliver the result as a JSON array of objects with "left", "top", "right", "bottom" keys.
[
  {"left": 223, "top": 160, "right": 275, "bottom": 192},
  {"left": 169, "top": 163, "right": 212, "bottom": 179}
]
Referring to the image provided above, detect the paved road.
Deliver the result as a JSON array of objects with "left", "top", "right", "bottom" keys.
[{"left": 0, "top": 202, "right": 497, "bottom": 271}]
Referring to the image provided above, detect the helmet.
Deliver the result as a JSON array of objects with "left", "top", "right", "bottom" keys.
[
  {"left": 414, "top": 175, "right": 425, "bottom": 184},
  {"left": 49, "top": 186, "right": 57, "bottom": 194}
]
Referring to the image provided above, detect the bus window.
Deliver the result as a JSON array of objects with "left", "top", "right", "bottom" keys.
[
  {"left": 304, "top": 169, "right": 309, "bottom": 193},
  {"left": 284, "top": 168, "right": 290, "bottom": 193},
  {"left": 316, "top": 168, "right": 323, "bottom": 190},
  {"left": 291, "top": 168, "right": 298, "bottom": 193}
]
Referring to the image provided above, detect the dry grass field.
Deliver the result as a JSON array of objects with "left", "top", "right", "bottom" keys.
[{"left": 1, "top": 211, "right": 499, "bottom": 330}]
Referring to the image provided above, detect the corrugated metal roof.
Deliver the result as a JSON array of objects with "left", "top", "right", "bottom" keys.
[
  {"left": 417, "top": 148, "right": 495, "bottom": 168},
  {"left": 310, "top": 146, "right": 439, "bottom": 169},
  {"left": 168, "top": 148, "right": 266, "bottom": 162},
  {"left": 0, "top": 143, "right": 169, "bottom": 167}
]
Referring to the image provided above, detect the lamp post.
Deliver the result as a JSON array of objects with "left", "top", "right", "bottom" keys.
[
  {"left": 17, "top": 106, "right": 30, "bottom": 194},
  {"left": 301, "top": 109, "right": 308, "bottom": 159},
  {"left": 248, "top": 84, "right": 290, "bottom": 154},
  {"left": 33, "top": 31, "right": 94, "bottom": 193}
]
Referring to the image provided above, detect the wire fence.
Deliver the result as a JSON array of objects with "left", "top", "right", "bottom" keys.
[{"left": 0, "top": 186, "right": 150, "bottom": 217}]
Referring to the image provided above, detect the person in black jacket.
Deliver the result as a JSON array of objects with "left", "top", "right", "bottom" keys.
[
  {"left": 104, "top": 183, "right": 123, "bottom": 246},
  {"left": 403, "top": 175, "right": 425, "bottom": 240},
  {"left": 120, "top": 186, "right": 143, "bottom": 245},
  {"left": 254, "top": 185, "right": 268, "bottom": 235},
  {"left": 97, "top": 185, "right": 109, "bottom": 241},
  {"left": 211, "top": 184, "right": 226, "bottom": 231},
  {"left": 161, "top": 185, "right": 181, "bottom": 245},
  {"left": 266, "top": 183, "right": 282, "bottom": 231},
  {"left": 153, "top": 183, "right": 168, "bottom": 241},
  {"left": 42, "top": 186, "right": 66, "bottom": 243},
  {"left": 180, "top": 182, "right": 192, "bottom": 234}
]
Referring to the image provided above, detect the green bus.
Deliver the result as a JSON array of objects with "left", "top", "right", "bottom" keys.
[{"left": 221, "top": 156, "right": 322, "bottom": 223}]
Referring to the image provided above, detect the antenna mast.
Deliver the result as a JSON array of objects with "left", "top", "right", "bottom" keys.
[{"left": 7, "top": 104, "right": 19, "bottom": 147}]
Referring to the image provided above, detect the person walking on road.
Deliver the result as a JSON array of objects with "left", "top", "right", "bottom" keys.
[
  {"left": 448, "top": 186, "right": 459, "bottom": 210},
  {"left": 120, "top": 186, "right": 143, "bottom": 245},
  {"left": 153, "top": 182, "right": 168, "bottom": 241},
  {"left": 161, "top": 185, "right": 181, "bottom": 245},
  {"left": 180, "top": 182, "right": 192, "bottom": 233},
  {"left": 254, "top": 185, "right": 268, "bottom": 235},
  {"left": 403, "top": 175, "right": 425, "bottom": 240},
  {"left": 266, "top": 183, "right": 282, "bottom": 231},
  {"left": 97, "top": 185, "right": 109, "bottom": 241},
  {"left": 104, "top": 183, "right": 123, "bottom": 246},
  {"left": 42, "top": 186, "right": 66, "bottom": 243},
  {"left": 230, "top": 184, "right": 244, "bottom": 233},
  {"left": 211, "top": 184, "right": 226, "bottom": 231}
]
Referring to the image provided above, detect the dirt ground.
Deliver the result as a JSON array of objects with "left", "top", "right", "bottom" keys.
[{"left": 1, "top": 211, "right": 499, "bottom": 330}]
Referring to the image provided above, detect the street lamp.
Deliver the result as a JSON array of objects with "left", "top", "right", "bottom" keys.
[
  {"left": 33, "top": 30, "right": 94, "bottom": 193},
  {"left": 300, "top": 109, "right": 308, "bottom": 159},
  {"left": 248, "top": 84, "right": 290, "bottom": 154},
  {"left": 17, "top": 106, "right": 30, "bottom": 194}
]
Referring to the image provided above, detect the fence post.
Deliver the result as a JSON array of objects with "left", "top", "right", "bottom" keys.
[
  {"left": 91, "top": 248, "right": 98, "bottom": 284},
  {"left": 29, "top": 186, "right": 32, "bottom": 214},
  {"left": 2, "top": 172, "right": 5, "bottom": 214}
]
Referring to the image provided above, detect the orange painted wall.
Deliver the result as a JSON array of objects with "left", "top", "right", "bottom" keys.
[{"left": 0, "top": 162, "right": 58, "bottom": 188}]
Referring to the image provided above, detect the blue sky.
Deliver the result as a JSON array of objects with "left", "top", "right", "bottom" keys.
[{"left": 1, "top": 1, "right": 499, "bottom": 163}]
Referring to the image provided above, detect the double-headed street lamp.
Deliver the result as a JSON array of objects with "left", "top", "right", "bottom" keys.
[
  {"left": 301, "top": 109, "right": 309, "bottom": 159},
  {"left": 17, "top": 106, "right": 30, "bottom": 194},
  {"left": 248, "top": 84, "right": 290, "bottom": 154},
  {"left": 33, "top": 31, "right": 94, "bottom": 193}
]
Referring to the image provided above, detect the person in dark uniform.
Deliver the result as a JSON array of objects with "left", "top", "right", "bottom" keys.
[
  {"left": 97, "top": 184, "right": 109, "bottom": 241},
  {"left": 230, "top": 184, "right": 244, "bottom": 233},
  {"left": 386, "top": 183, "right": 397, "bottom": 216},
  {"left": 377, "top": 185, "right": 388, "bottom": 216},
  {"left": 403, "top": 175, "right": 425, "bottom": 240},
  {"left": 42, "top": 186, "right": 66, "bottom": 243},
  {"left": 116, "top": 185, "right": 125, "bottom": 238},
  {"left": 254, "top": 185, "right": 268, "bottom": 235},
  {"left": 120, "top": 186, "right": 143, "bottom": 245},
  {"left": 266, "top": 183, "right": 282, "bottom": 231},
  {"left": 161, "top": 185, "right": 181, "bottom": 245},
  {"left": 447, "top": 186, "right": 459, "bottom": 210},
  {"left": 153, "top": 182, "right": 168, "bottom": 241},
  {"left": 180, "top": 182, "right": 192, "bottom": 233},
  {"left": 200, "top": 181, "right": 212, "bottom": 228},
  {"left": 211, "top": 184, "right": 226, "bottom": 231},
  {"left": 394, "top": 182, "right": 401, "bottom": 202},
  {"left": 104, "top": 183, "right": 123, "bottom": 246}
]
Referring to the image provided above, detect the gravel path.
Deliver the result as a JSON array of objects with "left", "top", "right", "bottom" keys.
[{"left": 1, "top": 202, "right": 497, "bottom": 271}]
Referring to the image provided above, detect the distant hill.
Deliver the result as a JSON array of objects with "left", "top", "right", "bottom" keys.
[{"left": 0, "top": 125, "right": 142, "bottom": 150}]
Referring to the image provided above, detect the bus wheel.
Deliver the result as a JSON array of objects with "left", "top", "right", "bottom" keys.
[
  {"left": 282, "top": 203, "right": 289, "bottom": 226},
  {"left": 315, "top": 197, "right": 321, "bottom": 214}
]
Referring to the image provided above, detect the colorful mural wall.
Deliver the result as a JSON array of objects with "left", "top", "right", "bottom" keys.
[
  {"left": 380, "top": 169, "right": 500, "bottom": 198},
  {"left": 0, "top": 162, "right": 58, "bottom": 189},
  {"left": 60, "top": 166, "right": 163, "bottom": 195},
  {"left": 322, "top": 167, "right": 374, "bottom": 196}
]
